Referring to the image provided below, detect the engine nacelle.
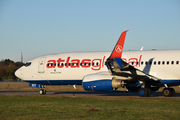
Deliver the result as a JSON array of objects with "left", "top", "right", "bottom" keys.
[{"left": 82, "top": 73, "right": 123, "bottom": 91}]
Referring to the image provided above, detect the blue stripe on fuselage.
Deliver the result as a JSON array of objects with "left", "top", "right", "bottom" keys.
[
  {"left": 25, "top": 80, "right": 82, "bottom": 85},
  {"left": 24, "top": 79, "right": 180, "bottom": 87}
]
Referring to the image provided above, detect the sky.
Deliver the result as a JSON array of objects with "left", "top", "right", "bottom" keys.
[{"left": 0, "top": 0, "right": 180, "bottom": 62}]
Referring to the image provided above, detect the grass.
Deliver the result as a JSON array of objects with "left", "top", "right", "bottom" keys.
[
  {"left": 0, "top": 95, "right": 180, "bottom": 120},
  {"left": 1, "top": 83, "right": 180, "bottom": 119}
]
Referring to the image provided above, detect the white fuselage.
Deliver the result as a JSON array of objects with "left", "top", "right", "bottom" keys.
[{"left": 15, "top": 50, "right": 180, "bottom": 85}]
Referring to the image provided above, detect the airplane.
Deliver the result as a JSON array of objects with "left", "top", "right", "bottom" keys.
[{"left": 15, "top": 30, "right": 180, "bottom": 97}]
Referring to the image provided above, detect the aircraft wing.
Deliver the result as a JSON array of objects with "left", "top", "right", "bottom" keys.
[
  {"left": 106, "top": 58, "right": 160, "bottom": 82},
  {"left": 106, "top": 30, "right": 161, "bottom": 82}
]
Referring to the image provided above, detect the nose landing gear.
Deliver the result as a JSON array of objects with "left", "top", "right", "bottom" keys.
[
  {"left": 39, "top": 89, "right": 46, "bottom": 95},
  {"left": 39, "top": 85, "right": 46, "bottom": 95}
]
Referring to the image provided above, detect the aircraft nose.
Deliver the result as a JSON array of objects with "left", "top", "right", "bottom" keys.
[{"left": 15, "top": 68, "right": 22, "bottom": 79}]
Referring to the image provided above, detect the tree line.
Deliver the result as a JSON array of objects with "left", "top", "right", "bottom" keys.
[{"left": 0, "top": 59, "right": 24, "bottom": 81}]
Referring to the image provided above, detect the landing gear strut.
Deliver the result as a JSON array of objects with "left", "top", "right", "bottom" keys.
[{"left": 39, "top": 85, "right": 46, "bottom": 95}]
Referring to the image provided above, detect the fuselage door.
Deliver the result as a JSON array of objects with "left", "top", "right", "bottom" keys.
[{"left": 38, "top": 57, "right": 46, "bottom": 73}]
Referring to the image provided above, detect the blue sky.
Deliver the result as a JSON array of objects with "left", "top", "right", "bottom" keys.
[{"left": 0, "top": 0, "right": 180, "bottom": 62}]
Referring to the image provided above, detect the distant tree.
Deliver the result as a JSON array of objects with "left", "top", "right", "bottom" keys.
[
  {"left": 15, "top": 62, "right": 24, "bottom": 68},
  {"left": 4, "top": 59, "right": 14, "bottom": 65},
  {"left": 0, "top": 59, "right": 24, "bottom": 80},
  {"left": 0, "top": 68, "right": 7, "bottom": 79}
]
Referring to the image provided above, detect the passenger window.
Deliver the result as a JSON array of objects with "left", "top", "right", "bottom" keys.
[
  {"left": 149, "top": 61, "right": 152, "bottom": 65},
  {"left": 167, "top": 61, "right": 169, "bottom": 65},
  {"left": 96, "top": 62, "right": 99, "bottom": 66},
  {"left": 177, "top": 61, "right": 179, "bottom": 64},
  {"left": 145, "top": 61, "right": 148, "bottom": 65},
  {"left": 171, "top": 61, "right": 174, "bottom": 65},
  {"left": 158, "top": 61, "right": 161, "bottom": 65},
  {"left": 47, "top": 63, "right": 49, "bottom": 66},
  {"left": 162, "top": 61, "right": 165, "bottom": 65},
  {"left": 154, "top": 61, "right": 156, "bottom": 65},
  {"left": 141, "top": 61, "right": 143, "bottom": 65},
  {"left": 132, "top": 62, "right": 134, "bottom": 65},
  {"left": 137, "top": 62, "right": 139, "bottom": 65}
]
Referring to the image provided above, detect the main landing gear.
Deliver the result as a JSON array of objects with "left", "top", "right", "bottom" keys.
[
  {"left": 137, "top": 87, "right": 175, "bottom": 97},
  {"left": 162, "top": 88, "right": 175, "bottom": 97},
  {"left": 138, "top": 88, "right": 151, "bottom": 97},
  {"left": 137, "top": 81, "right": 152, "bottom": 97},
  {"left": 39, "top": 85, "right": 46, "bottom": 95}
]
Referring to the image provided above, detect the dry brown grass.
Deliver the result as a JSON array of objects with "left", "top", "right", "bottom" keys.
[{"left": 0, "top": 84, "right": 85, "bottom": 92}]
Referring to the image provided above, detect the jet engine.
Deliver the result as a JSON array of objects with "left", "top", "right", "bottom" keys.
[{"left": 82, "top": 73, "right": 125, "bottom": 91}]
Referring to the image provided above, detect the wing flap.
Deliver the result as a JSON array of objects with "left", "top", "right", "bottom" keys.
[{"left": 106, "top": 58, "right": 160, "bottom": 82}]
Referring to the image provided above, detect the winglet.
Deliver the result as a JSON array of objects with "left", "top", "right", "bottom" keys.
[{"left": 108, "top": 30, "right": 128, "bottom": 60}]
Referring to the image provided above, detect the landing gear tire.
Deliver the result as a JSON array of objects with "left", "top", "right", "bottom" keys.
[
  {"left": 163, "top": 88, "right": 172, "bottom": 97},
  {"left": 138, "top": 88, "right": 151, "bottom": 97},
  {"left": 146, "top": 88, "right": 151, "bottom": 97},
  {"left": 43, "top": 89, "right": 46, "bottom": 94},
  {"left": 169, "top": 88, "right": 175, "bottom": 97},
  {"left": 39, "top": 89, "right": 43, "bottom": 95},
  {"left": 138, "top": 88, "right": 148, "bottom": 97},
  {"left": 39, "top": 89, "right": 46, "bottom": 95},
  {"left": 163, "top": 88, "right": 175, "bottom": 97}
]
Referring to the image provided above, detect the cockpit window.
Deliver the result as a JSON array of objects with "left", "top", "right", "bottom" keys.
[{"left": 25, "top": 62, "right": 31, "bottom": 67}]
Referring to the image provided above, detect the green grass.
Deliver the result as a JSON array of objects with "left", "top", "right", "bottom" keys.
[{"left": 0, "top": 95, "right": 180, "bottom": 120}]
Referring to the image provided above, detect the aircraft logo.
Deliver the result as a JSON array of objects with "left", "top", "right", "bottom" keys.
[{"left": 115, "top": 45, "right": 122, "bottom": 53}]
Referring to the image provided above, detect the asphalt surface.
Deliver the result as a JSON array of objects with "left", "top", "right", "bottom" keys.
[{"left": 1, "top": 90, "right": 180, "bottom": 98}]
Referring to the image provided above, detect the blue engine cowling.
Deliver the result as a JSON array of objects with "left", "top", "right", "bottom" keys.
[{"left": 82, "top": 73, "right": 119, "bottom": 92}]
